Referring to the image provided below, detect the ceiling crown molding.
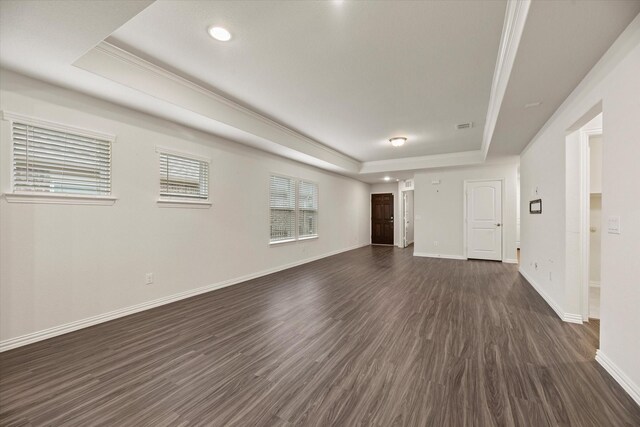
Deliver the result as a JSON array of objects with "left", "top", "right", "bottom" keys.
[
  {"left": 73, "top": 1, "right": 528, "bottom": 181},
  {"left": 480, "top": 0, "right": 531, "bottom": 159},
  {"left": 360, "top": 150, "right": 484, "bottom": 174},
  {"left": 74, "top": 42, "right": 361, "bottom": 174},
  {"left": 74, "top": 42, "right": 493, "bottom": 178}
]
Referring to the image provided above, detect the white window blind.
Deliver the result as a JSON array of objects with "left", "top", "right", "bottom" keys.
[
  {"left": 270, "top": 175, "right": 296, "bottom": 242},
  {"left": 159, "top": 152, "right": 209, "bottom": 200},
  {"left": 12, "top": 121, "right": 112, "bottom": 195},
  {"left": 270, "top": 175, "right": 319, "bottom": 243},
  {"left": 298, "top": 180, "right": 318, "bottom": 238}
]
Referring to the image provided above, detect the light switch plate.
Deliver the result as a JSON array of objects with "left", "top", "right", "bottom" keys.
[{"left": 607, "top": 216, "right": 621, "bottom": 234}]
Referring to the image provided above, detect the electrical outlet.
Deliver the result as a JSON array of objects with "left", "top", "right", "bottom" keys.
[
  {"left": 434, "top": 241, "right": 439, "bottom": 247},
  {"left": 145, "top": 273, "right": 153, "bottom": 285},
  {"left": 549, "top": 272, "right": 552, "bottom": 281}
]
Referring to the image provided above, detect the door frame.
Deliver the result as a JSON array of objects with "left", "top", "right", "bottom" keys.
[
  {"left": 370, "top": 192, "right": 395, "bottom": 246},
  {"left": 402, "top": 191, "right": 407, "bottom": 248},
  {"left": 579, "top": 127, "right": 602, "bottom": 321},
  {"left": 463, "top": 178, "right": 506, "bottom": 261},
  {"left": 399, "top": 189, "right": 414, "bottom": 248}
]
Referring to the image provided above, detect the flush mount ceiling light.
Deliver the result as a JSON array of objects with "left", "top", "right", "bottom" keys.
[
  {"left": 208, "top": 26, "right": 232, "bottom": 42},
  {"left": 389, "top": 137, "right": 407, "bottom": 147}
]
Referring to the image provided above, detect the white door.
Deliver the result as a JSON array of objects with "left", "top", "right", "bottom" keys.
[{"left": 466, "top": 180, "right": 502, "bottom": 261}]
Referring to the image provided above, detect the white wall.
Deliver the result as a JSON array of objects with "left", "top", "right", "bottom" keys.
[
  {"left": 520, "top": 15, "right": 640, "bottom": 403},
  {"left": 0, "top": 70, "right": 371, "bottom": 346},
  {"left": 413, "top": 161, "right": 519, "bottom": 261},
  {"left": 370, "top": 182, "right": 399, "bottom": 246}
]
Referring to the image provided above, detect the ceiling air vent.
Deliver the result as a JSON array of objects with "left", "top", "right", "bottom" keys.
[{"left": 456, "top": 122, "right": 473, "bottom": 130}]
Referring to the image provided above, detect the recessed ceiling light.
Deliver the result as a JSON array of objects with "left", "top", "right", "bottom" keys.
[
  {"left": 208, "top": 26, "right": 232, "bottom": 42},
  {"left": 389, "top": 137, "right": 407, "bottom": 147},
  {"left": 384, "top": 176, "right": 391, "bottom": 181}
]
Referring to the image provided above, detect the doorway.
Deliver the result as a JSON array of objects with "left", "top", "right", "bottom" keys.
[
  {"left": 401, "top": 190, "right": 414, "bottom": 248},
  {"left": 568, "top": 109, "right": 602, "bottom": 323},
  {"left": 371, "top": 193, "right": 394, "bottom": 245},
  {"left": 465, "top": 179, "right": 503, "bottom": 261},
  {"left": 586, "top": 125, "right": 603, "bottom": 320}
]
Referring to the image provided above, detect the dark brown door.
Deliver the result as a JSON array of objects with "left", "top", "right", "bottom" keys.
[{"left": 371, "top": 193, "right": 394, "bottom": 245}]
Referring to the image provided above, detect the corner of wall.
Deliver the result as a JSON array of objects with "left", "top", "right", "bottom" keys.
[
  {"left": 518, "top": 267, "right": 582, "bottom": 324},
  {"left": 596, "top": 350, "right": 640, "bottom": 407}
]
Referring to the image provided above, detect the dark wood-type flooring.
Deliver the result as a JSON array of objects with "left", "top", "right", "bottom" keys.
[{"left": 1, "top": 246, "right": 639, "bottom": 426}]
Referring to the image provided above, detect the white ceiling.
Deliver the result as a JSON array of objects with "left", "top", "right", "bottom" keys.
[
  {"left": 1, "top": 1, "right": 638, "bottom": 183},
  {"left": 488, "top": 0, "right": 640, "bottom": 157},
  {"left": 108, "top": 0, "right": 507, "bottom": 163}
]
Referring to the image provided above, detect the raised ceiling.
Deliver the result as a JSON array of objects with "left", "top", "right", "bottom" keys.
[
  {"left": 108, "top": 0, "right": 507, "bottom": 163},
  {"left": 1, "top": 1, "right": 638, "bottom": 183}
]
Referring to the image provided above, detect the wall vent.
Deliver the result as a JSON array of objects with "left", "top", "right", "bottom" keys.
[{"left": 456, "top": 122, "right": 473, "bottom": 130}]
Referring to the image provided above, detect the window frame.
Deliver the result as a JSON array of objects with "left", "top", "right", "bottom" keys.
[
  {"left": 2, "top": 111, "right": 117, "bottom": 205},
  {"left": 269, "top": 173, "right": 319, "bottom": 245},
  {"left": 297, "top": 179, "right": 319, "bottom": 240},
  {"left": 155, "top": 146, "right": 211, "bottom": 208}
]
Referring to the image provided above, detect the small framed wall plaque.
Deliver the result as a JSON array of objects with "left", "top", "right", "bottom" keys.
[{"left": 529, "top": 199, "right": 542, "bottom": 214}]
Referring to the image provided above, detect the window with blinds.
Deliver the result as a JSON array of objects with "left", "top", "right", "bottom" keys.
[
  {"left": 298, "top": 180, "right": 318, "bottom": 238},
  {"left": 270, "top": 175, "right": 319, "bottom": 243},
  {"left": 11, "top": 121, "right": 112, "bottom": 196},
  {"left": 270, "top": 175, "right": 296, "bottom": 242},
  {"left": 159, "top": 152, "right": 209, "bottom": 200}
]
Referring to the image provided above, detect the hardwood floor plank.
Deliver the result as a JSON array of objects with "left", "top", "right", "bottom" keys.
[{"left": 1, "top": 246, "right": 639, "bottom": 426}]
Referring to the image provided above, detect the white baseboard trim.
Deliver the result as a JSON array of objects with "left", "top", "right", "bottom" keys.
[
  {"left": 518, "top": 268, "right": 583, "bottom": 324},
  {"left": 502, "top": 258, "right": 519, "bottom": 264},
  {"left": 0, "top": 243, "right": 370, "bottom": 352},
  {"left": 563, "top": 313, "right": 584, "bottom": 324},
  {"left": 589, "top": 281, "right": 601, "bottom": 288},
  {"left": 596, "top": 350, "right": 640, "bottom": 406},
  {"left": 413, "top": 252, "right": 467, "bottom": 260},
  {"left": 519, "top": 268, "right": 564, "bottom": 319}
]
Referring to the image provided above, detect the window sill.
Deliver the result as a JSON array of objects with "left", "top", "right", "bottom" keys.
[
  {"left": 2, "top": 192, "right": 117, "bottom": 205},
  {"left": 269, "top": 239, "right": 297, "bottom": 246},
  {"left": 157, "top": 198, "right": 211, "bottom": 208},
  {"left": 298, "top": 235, "right": 319, "bottom": 241},
  {"left": 270, "top": 235, "right": 318, "bottom": 246}
]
